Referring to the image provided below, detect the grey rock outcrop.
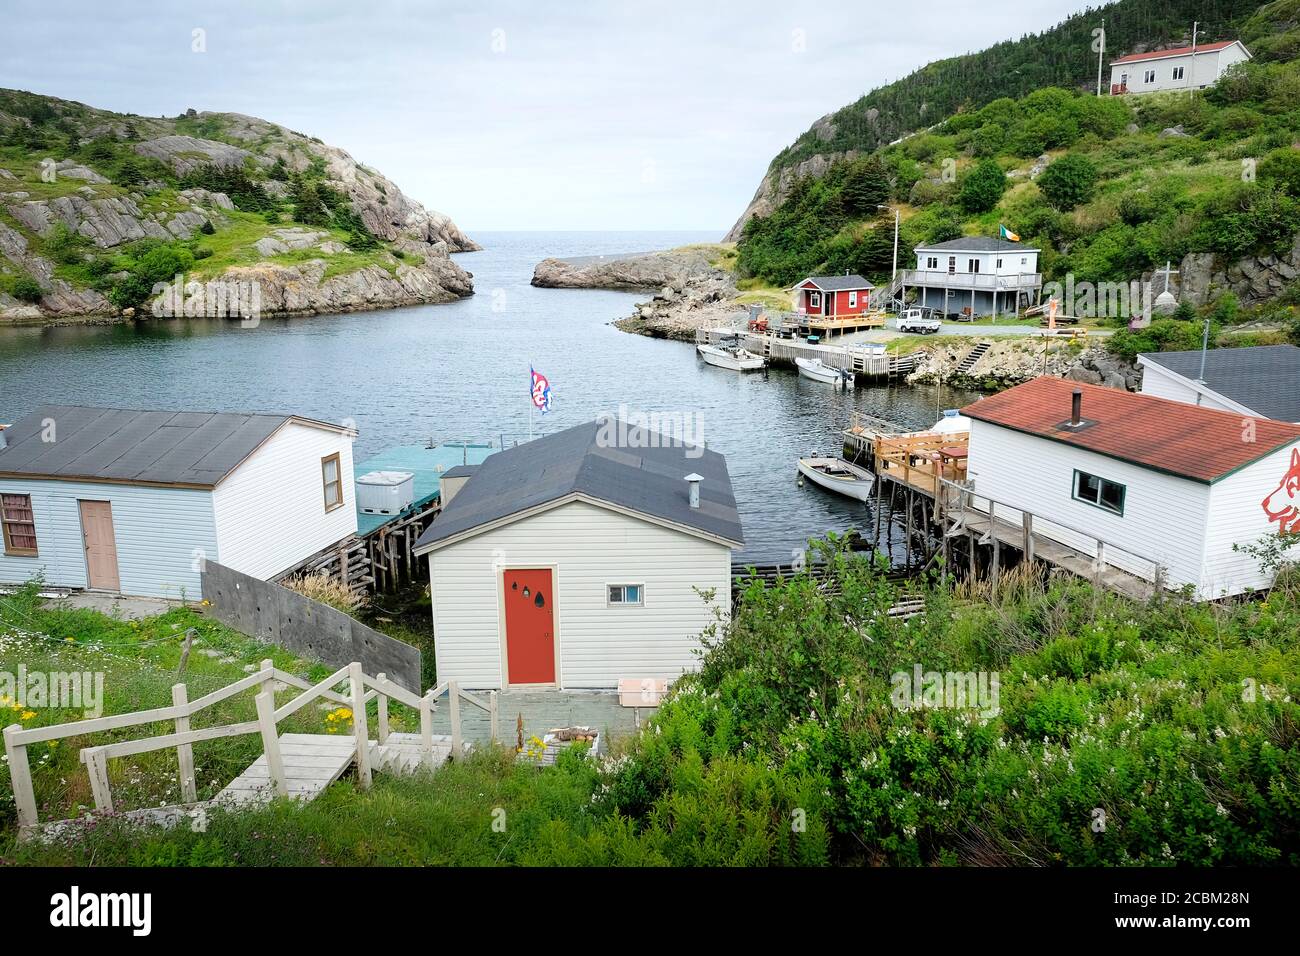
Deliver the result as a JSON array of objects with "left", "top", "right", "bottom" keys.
[
  {"left": 134, "top": 135, "right": 254, "bottom": 177},
  {"left": 723, "top": 150, "right": 862, "bottom": 242},
  {"left": 5, "top": 192, "right": 216, "bottom": 246},
  {"left": 1177, "top": 235, "right": 1300, "bottom": 307},
  {"left": 532, "top": 247, "right": 724, "bottom": 291}
]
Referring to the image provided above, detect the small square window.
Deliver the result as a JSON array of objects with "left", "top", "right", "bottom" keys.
[
  {"left": 1073, "top": 470, "right": 1125, "bottom": 516},
  {"left": 607, "top": 584, "right": 644, "bottom": 606}
]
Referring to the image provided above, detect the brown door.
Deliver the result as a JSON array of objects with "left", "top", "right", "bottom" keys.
[
  {"left": 79, "top": 500, "right": 120, "bottom": 591},
  {"left": 502, "top": 569, "right": 555, "bottom": 685}
]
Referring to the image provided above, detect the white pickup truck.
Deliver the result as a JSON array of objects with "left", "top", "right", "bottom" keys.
[{"left": 896, "top": 309, "right": 942, "bottom": 334}]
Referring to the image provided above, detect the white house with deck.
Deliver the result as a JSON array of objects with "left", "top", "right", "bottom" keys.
[
  {"left": 961, "top": 377, "right": 1300, "bottom": 599},
  {"left": 1109, "top": 40, "right": 1251, "bottom": 95},
  {"left": 1138, "top": 345, "right": 1300, "bottom": 423},
  {"left": 0, "top": 405, "right": 357, "bottom": 599},
  {"left": 903, "top": 237, "right": 1042, "bottom": 318},
  {"left": 413, "top": 418, "right": 744, "bottom": 690}
]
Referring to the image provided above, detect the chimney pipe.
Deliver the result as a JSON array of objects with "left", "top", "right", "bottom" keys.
[
  {"left": 1071, "top": 389, "right": 1082, "bottom": 426},
  {"left": 684, "top": 472, "right": 703, "bottom": 509}
]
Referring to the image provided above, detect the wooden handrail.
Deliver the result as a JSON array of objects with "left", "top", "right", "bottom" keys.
[
  {"left": 937, "top": 476, "right": 1165, "bottom": 574},
  {"left": 4, "top": 659, "right": 501, "bottom": 837}
]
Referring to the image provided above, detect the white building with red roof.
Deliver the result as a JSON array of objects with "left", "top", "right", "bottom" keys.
[
  {"left": 1109, "top": 40, "right": 1251, "bottom": 95},
  {"left": 961, "top": 377, "right": 1300, "bottom": 599}
]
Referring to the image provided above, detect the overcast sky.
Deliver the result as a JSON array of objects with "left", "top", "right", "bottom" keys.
[{"left": 3, "top": 0, "right": 1089, "bottom": 233}]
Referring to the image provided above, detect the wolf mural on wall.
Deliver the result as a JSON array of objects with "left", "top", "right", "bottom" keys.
[{"left": 1262, "top": 447, "right": 1300, "bottom": 535}]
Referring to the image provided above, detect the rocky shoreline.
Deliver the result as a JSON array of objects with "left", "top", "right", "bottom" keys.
[
  {"left": 0, "top": 95, "right": 476, "bottom": 326},
  {"left": 906, "top": 338, "right": 1139, "bottom": 391},
  {"left": 532, "top": 245, "right": 742, "bottom": 341}
]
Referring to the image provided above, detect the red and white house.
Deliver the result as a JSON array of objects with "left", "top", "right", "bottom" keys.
[
  {"left": 962, "top": 377, "right": 1300, "bottom": 599},
  {"left": 792, "top": 275, "right": 875, "bottom": 318},
  {"left": 1109, "top": 39, "right": 1251, "bottom": 95}
]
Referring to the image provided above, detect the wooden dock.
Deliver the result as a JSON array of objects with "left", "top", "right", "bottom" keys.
[
  {"left": 855, "top": 423, "right": 1166, "bottom": 601},
  {"left": 696, "top": 327, "right": 906, "bottom": 379}
]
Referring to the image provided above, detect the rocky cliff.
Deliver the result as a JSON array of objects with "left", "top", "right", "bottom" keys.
[
  {"left": 723, "top": 148, "right": 861, "bottom": 242},
  {"left": 0, "top": 90, "right": 476, "bottom": 324}
]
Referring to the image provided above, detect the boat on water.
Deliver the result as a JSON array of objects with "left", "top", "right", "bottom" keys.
[
  {"left": 797, "top": 455, "right": 874, "bottom": 501},
  {"left": 795, "top": 356, "right": 854, "bottom": 388},
  {"left": 697, "top": 340, "right": 767, "bottom": 371}
]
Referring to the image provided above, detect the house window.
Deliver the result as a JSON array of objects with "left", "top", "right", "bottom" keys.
[
  {"left": 1073, "top": 470, "right": 1126, "bottom": 516},
  {"left": 848, "top": 291, "right": 858, "bottom": 308},
  {"left": 321, "top": 453, "right": 344, "bottom": 512},
  {"left": 1, "top": 493, "right": 38, "bottom": 556},
  {"left": 607, "top": 584, "right": 644, "bottom": 606},
  {"left": 808, "top": 291, "right": 821, "bottom": 308},
  {"left": 1144, "top": 69, "right": 1156, "bottom": 83},
  {"left": 1120, "top": 72, "right": 1128, "bottom": 87},
  {"left": 1172, "top": 66, "right": 1184, "bottom": 80},
  {"left": 967, "top": 258, "right": 980, "bottom": 273},
  {"left": 926, "top": 256, "right": 938, "bottom": 269},
  {"left": 1021, "top": 257, "right": 1027, "bottom": 265},
  {"left": 996, "top": 258, "right": 1003, "bottom": 268}
]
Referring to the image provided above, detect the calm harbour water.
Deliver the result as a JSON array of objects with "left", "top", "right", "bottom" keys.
[{"left": 0, "top": 231, "right": 980, "bottom": 563}]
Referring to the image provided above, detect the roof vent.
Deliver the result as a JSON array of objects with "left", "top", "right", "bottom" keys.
[{"left": 684, "top": 472, "right": 703, "bottom": 509}]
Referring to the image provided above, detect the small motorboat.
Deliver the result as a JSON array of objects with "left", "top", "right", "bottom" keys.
[
  {"left": 697, "top": 341, "right": 767, "bottom": 371},
  {"left": 795, "top": 356, "right": 854, "bottom": 388},
  {"left": 797, "top": 455, "right": 875, "bottom": 501}
]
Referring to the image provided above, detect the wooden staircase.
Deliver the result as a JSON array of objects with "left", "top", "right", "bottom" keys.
[
  {"left": 954, "top": 341, "right": 992, "bottom": 376},
  {"left": 5, "top": 661, "right": 497, "bottom": 842}
]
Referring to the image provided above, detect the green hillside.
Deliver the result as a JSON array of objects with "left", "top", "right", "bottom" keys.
[
  {"left": 737, "top": 11, "right": 1300, "bottom": 346},
  {"left": 0, "top": 90, "right": 474, "bottom": 320},
  {"left": 770, "top": 0, "right": 1272, "bottom": 176}
]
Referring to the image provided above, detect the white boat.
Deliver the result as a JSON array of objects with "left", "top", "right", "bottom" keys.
[
  {"left": 797, "top": 456, "right": 875, "bottom": 501},
  {"left": 697, "top": 342, "right": 767, "bottom": 371},
  {"left": 795, "top": 356, "right": 854, "bottom": 388}
]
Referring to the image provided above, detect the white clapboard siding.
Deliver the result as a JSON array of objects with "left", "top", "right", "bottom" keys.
[
  {"left": 967, "top": 420, "right": 1210, "bottom": 587},
  {"left": 211, "top": 422, "right": 357, "bottom": 580},
  {"left": 1201, "top": 440, "right": 1300, "bottom": 597},
  {"left": 1138, "top": 363, "right": 1244, "bottom": 414},
  {"left": 429, "top": 499, "right": 732, "bottom": 689},
  {"left": 0, "top": 478, "right": 217, "bottom": 599}
]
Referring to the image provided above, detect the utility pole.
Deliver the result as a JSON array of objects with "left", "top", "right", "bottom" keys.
[
  {"left": 891, "top": 206, "right": 900, "bottom": 297},
  {"left": 1188, "top": 21, "right": 1199, "bottom": 96},
  {"left": 1096, "top": 18, "right": 1105, "bottom": 96}
]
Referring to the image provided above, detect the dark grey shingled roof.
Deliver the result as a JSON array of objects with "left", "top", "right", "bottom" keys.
[
  {"left": 416, "top": 419, "right": 744, "bottom": 550},
  {"left": 0, "top": 405, "right": 340, "bottom": 487},
  {"left": 914, "top": 236, "right": 1040, "bottom": 253},
  {"left": 441, "top": 464, "right": 479, "bottom": 479},
  {"left": 800, "top": 274, "right": 874, "bottom": 291},
  {"left": 1140, "top": 345, "right": 1300, "bottom": 422}
]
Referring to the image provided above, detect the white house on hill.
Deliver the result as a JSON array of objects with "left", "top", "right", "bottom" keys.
[
  {"left": 1109, "top": 40, "right": 1251, "bottom": 95},
  {"left": 963, "top": 377, "right": 1300, "bottom": 599},
  {"left": 0, "top": 405, "right": 357, "bottom": 598},
  {"left": 413, "top": 418, "right": 744, "bottom": 690},
  {"left": 903, "top": 237, "right": 1042, "bottom": 318}
]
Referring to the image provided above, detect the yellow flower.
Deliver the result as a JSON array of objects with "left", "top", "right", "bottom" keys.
[
  {"left": 20, "top": 711, "right": 37, "bottom": 720},
  {"left": 0, "top": 695, "right": 11, "bottom": 707}
]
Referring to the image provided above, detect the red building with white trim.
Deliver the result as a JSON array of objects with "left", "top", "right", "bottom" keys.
[{"left": 793, "top": 275, "right": 875, "bottom": 317}]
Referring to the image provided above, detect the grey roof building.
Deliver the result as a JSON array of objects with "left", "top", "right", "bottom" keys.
[
  {"left": 914, "top": 236, "right": 1042, "bottom": 253},
  {"left": 0, "top": 405, "right": 350, "bottom": 488},
  {"left": 796, "top": 274, "right": 875, "bottom": 291},
  {"left": 416, "top": 418, "right": 743, "bottom": 551},
  {"left": 1138, "top": 345, "right": 1300, "bottom": 423}
]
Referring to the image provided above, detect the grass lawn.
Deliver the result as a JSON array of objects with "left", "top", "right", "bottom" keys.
[{"left": 0, "top": 580, "right": 427, "bottom": 845}]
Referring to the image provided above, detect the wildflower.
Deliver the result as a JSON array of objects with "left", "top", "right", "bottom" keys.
[{"left": 20, "top": 710, "right": 36, "bottom": 720}]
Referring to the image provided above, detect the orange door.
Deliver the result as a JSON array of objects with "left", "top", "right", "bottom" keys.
[
  {"left": 503, "top": 569, "right": 555, "bottom": 685},
  {"left": 79, "top": 500, "right": 121, "bottom": 591}
]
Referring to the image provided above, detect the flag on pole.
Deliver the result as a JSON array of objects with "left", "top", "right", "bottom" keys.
[
  {"left": 529, "top": 366, "right": 554, "bottom": 415},
  {"left": 999, "top": 225, "right": 1021, "bottom": 242}
]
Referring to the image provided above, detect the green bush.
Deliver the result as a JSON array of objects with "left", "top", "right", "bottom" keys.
[
  {"left": 1037, "top": 153, "right": 1098, "bottom": 210},
  {"left": 958, "top": 158, "right": 1008, "bottom": 214},
  {"left": 1106, "top": 316, "right": 1209, "bottom": 362},
  {"left": 10, "top": 274, "right": 43, "bottom": 303}
]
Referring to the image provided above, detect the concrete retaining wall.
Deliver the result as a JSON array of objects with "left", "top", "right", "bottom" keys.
[{"left": 201, "top": 561, "right": 421, "bottom": 692}]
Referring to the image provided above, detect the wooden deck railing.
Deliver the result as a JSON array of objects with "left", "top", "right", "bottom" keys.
[
  {"left": 3, "top": 661, "right": 498, "bottom": 839},
  {"left": 937, "top": 476, "right": 1167, "bottom": 590},
  {"left": 875, "top": 432, "right": 970, "bottom": 495}
]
